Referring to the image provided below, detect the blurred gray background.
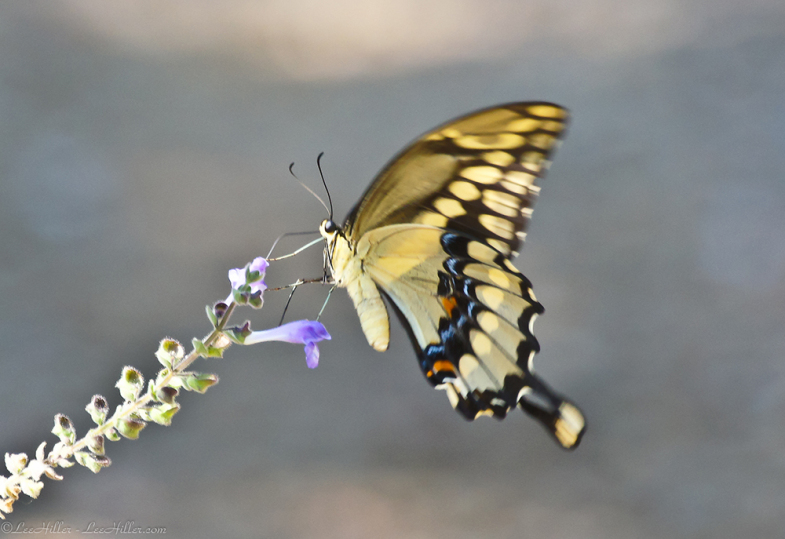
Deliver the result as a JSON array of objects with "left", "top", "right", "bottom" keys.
[{"left": 1, "top": 1, "right": 784, "bottom": 538}]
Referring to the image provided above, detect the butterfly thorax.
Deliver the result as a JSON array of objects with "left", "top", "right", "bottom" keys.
[{"left": 319, "top": 219, "right": 391, "bottom": 351}]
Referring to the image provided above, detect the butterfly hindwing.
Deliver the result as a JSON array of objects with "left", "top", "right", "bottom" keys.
[{"left": 361, "top": 225, "right": 585, "bottom": 448}]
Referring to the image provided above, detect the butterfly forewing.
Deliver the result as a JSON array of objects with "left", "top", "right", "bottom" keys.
[{"left": 345, "top": 102, "right": 568, "bottom": 258}]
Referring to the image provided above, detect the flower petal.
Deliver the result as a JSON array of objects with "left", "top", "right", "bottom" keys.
[
  {"left": 249, "top": 257, "right": 269, "bottom": 274},
  {"left": 304, "top": 342, "right": 319, "bottom": 369},
  {"left": 228, "top": 267, "right": 246, "bottom": 289}
]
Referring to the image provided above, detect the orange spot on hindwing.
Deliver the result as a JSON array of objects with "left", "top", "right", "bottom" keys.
[
  {"left": 432, "top": 360, "right": 456, "bottom": 375},
  {"left": 441, "top": 296, "right": 459, "bottom": 317}
]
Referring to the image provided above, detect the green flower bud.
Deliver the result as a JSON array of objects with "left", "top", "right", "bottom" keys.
[
  {"left": 52, "top": 414, "right": 76, "bottom": 445},
  {"left": 116, "top": 367, "right": 144, "bottom": 402},
  {"left": 85, "top": 395, "right": 109, "bottom": 425},
  {"left": 116, "top": 418, "right": 146, "bottom": 439},
  {"left": 155, "top": 338, "right": 185, "bottom": 368}
]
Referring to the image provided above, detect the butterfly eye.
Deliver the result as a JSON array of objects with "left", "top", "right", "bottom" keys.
[{"left": 322, "top": 219, "right": 339, "bottom": 234}]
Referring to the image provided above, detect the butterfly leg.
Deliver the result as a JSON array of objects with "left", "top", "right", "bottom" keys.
[{"left": 317, "top": 284, "right": 338, "bottom": 321}]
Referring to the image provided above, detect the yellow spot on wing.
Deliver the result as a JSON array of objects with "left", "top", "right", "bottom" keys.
[
  {"left": 460, "top": 166, "right": 502, "bottom": 184},
  {"left": 433, "top": 197, "right": 466, "bottom": 218},
  {"left": 486, "top": 238, "right": 511, "bottom": 255},
  {"left": 467, "top": 241, "right": 500, "bottom": 263},
  {"left": 476, "top": 285, "right": 505, "bottom": 310},
  {"left": 455, "top": 133, "right": 525, "bottom": 150},
  {"left": 413, "top": 211, "right": 449, "bottom": 228},
  {"left": 458, "top": 353, "right": 480, "bottom": 377},
  {"left": 481, "top": 311, "right": 527, "bottom": 362},
  {"left": 527, "top": 105, "right": 567, "bottom": 119},
  {"left": 463, "top": 264, "right": 519, "bottom": 294},
  {"left": 476, "top": 285, "right": 532, "bottom": 327},
  {"left": 470, "top": 331, "right": 492, "bottom": 356},
  {"left": 469, "top": 329, "right": 523, "bottom": 388},
  {"left": 487, "top": 267, "right": 512, "bottom": 288},
  {"left": 482, "top": 151, "right": 515, "bottom": 166},
  {"left": 477, "top": 311, "right": 500, "bottom": 333},
  {"left": 479, "top": 214, "right": 515, "bottom": 239},
  {"left": 483, "top": 190, "right": 521, "bottom": 218},
  {"left": 506, "top": 117, "right": 541, "bottom": 132},
  {"left": 448, "top": 181, "right": 481, "bottom": 201},
  {"left": 500, "top": 180, "right": 528, "bottom": 195}
]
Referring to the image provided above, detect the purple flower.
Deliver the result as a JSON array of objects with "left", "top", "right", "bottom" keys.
[
  {"left": 227, "top": 257, "right": 269, "bottom": 306},
  {"left": 243, "top": 320, "right": 331, "bottom": 368},
  {"left": 228, "top": 257, "right": 269, "bottom": 295}
]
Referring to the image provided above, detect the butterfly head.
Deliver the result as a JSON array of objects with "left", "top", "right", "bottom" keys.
[
  {"left": 319, "top": 218, "right": 340, "bottom": 238},
  {"left": 319, "top": 218, "right": 346, "bottom": 279}
]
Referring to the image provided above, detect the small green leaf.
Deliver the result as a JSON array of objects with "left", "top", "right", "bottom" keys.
[
  {"left": 183, "top": 373, "right": 219, "bottom": 393},
  {"left": 148, "top": 403, "right": 181, "bottom": 426},
  {"left": 206, "top": 304, "right": 218, "bottom": 327},
  {"left": 246, "top": 269, "right": 261, "bottom": 283},
  {"left": 191, "top": 338, "right": 209, "bottom": 357},
  {"left": 205, "top": 346, "right": 225, "bottom": 358},
  {"left": 248, "top": 291, "right": 263, "bottom": 309},
  {"left": 105, "top": 428, "right": 121, "bottom": 442}
]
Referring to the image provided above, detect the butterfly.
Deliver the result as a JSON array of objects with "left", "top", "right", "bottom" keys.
[{"left": 319, "top": 102, "right": 586, "bottom": 449}]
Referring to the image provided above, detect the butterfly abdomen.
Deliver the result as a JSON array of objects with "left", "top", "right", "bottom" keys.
[{"left": 345, "top": 273, "right": 390, "bottom": 352}]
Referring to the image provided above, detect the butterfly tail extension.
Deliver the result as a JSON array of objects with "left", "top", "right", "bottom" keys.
[{"left": 518, "top": 373, "right": 586, "bottom": 450}]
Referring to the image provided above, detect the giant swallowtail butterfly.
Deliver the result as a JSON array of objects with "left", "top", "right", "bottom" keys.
[{"left": 319, "top": 102, "right": 585, "bottom": 449}]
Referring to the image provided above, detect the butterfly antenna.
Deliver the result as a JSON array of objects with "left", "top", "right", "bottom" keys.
[
  {"left": 316, "top": 152, "right": 334, "bottom": 220},
  {"left": 288, "top": 162, "right": 331, "bottom": 216},
  {"left": 268, "top": 236, "right": 324, "bottom": 262},
  {"left": 266, "top": 230, "right": 320, "bottom": 259}
]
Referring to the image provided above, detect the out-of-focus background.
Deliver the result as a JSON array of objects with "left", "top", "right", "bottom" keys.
[{"left": 1, "top": 1, "right": 784, "bottom": 537}]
